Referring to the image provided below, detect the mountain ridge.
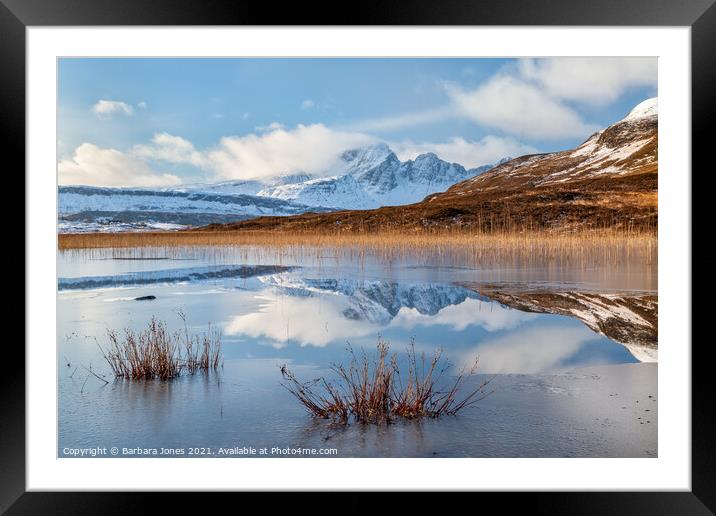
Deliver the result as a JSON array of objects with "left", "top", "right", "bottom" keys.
[
  {"left": 58, "top": 144, "right": 506, "bottom": 231},
  {"left": 201, "top": 98, "right": 658, "bottom": 233}
]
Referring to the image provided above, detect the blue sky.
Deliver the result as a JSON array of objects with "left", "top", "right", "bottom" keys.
[{"left": 58, "top": 57, "right": 657, "bottom": 187}]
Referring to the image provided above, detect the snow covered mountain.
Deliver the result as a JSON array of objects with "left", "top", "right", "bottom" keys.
[
  {"left": 58, "top": 144, "right": 503, "bottom": 231},
  {"left": 258, "top": 143, "right": 505, "bottom": 209}
]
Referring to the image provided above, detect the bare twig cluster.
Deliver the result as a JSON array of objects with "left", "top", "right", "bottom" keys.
[
  {"left": 281, "top": 339, "right": 493, "bottom": 424},
  {"left": 99, "top": 315, "right": 222, "bottom": 380}
]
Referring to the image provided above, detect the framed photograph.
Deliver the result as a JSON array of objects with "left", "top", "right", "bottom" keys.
[{"left": 7, "top": 0, "right": 710, "bottom": 509}]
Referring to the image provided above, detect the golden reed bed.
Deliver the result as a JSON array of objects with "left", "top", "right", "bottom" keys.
[
  {"left": 58, "top": 229, "right": 657, "bottom": 268},
  {"left": 59, "top": 228, "right": 656, "bottom": 249}
]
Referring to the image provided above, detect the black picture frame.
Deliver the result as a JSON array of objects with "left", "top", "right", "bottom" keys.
[{"left": 5, "top": 0, "right": 711, "bottom": 510}]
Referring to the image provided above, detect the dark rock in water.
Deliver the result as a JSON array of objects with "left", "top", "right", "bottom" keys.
[{"left": 135, "top": 295, "right": 156, "bottom": 301}]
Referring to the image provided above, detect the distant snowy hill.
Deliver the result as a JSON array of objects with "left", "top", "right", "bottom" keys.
[
  {"left": 174, "top": 173, "right": 313, "bottom": 197},
  {"left": 58, "top": 186, "right": 330, "bottom": 232},
  {"left": 58, "top": 144, "right": 504, "bottom": 232}
]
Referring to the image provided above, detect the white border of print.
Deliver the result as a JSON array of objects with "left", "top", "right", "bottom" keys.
[{"left": 27, "top": 27, "right": 690, "bottom": 491}]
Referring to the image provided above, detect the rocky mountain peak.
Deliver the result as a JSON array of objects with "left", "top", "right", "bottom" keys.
[
  {"left": 413, "top": 152, "right": 440, "bottom": 162},
  {"left": 340, "top": 143, "right": 395, "bottom": 168}
]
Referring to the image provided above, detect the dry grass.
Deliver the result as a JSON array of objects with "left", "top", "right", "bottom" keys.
[
  {"left": 100, "top": 315, "right": 222, "bottom": 380},
  {"left": 58, "top": 228, "right": 657, "bottom": 268},
  {"left": 58, "top": 227, "right": 655, "bottom": 250},
  {"left": 280, "top": 339, "right": 493, "bottom": 424},
  {"left": 178, "top": 311, "right": 222, "bottom": 374}
]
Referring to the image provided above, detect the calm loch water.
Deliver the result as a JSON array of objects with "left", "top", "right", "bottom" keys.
[{"left": 57, "top": 247, "right": 657, "bottom": 458}]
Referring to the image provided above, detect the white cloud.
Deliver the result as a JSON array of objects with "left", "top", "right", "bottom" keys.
[
  {"left": 224, "top": 293, "right": 376, "bottom": 348},
  {"left": 58, "top": 143, "right": 181, "bottom": 187},
  {"left": 344, "top": 57, "right": 651, "bottom": 139},
  {"left": 72, "top": 126, "right": 534, "bottom": 187},
  {"left": 132, "top": 132, "right": 209, "bottom": 168},
  {"left": 254, "top": 121, "right": 286, "bottom": 133},
  {"left": 91, "top": 100, "right": 134, "bottom": 119},
  {"left": 346, "top": 61, "right": 618, "bottom": 140},
  {"left": 446, "top": 76, "right": 598, "bottom": 140},
  {"left": 456, "top": 325, "right": 600, "bottom": 374},
  {"left": 391, "top": 135, "right": 537, "bottom": 168},
  {"left": 391, "top": 298, "right": 536, "bottom": 332},
  {"left": 137, "top": 101, "right": 147, "bottom": 109},
  {"left": 348, "top": 106, "right": 454, "bottom": 133},
  {"left": 301, "top": 99, "right": 316, "bottom": 110},
  {"left": 207, "top": 123, "right": 374, "bottom": 180},
  {"left": 518, "top": 57, "right": 657, "bottom": 105},
  {"left": 73, "top": 124, "right": 373, "bottom": 184}
]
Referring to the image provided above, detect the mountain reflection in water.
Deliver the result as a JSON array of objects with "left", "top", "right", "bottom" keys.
[{"left": 221, "top": 274, "right": 639, "bottom": 374}]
